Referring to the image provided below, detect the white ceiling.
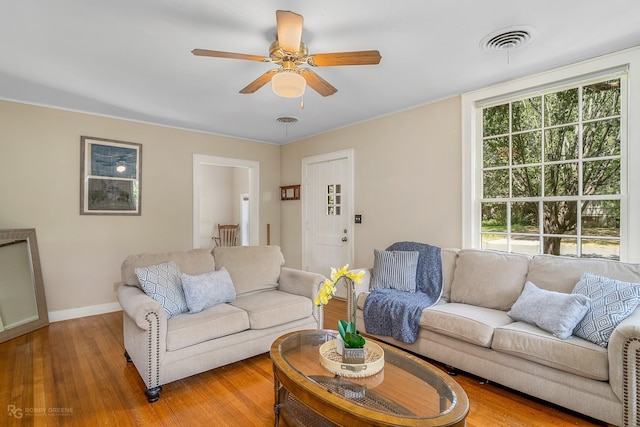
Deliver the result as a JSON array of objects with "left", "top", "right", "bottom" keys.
[{"left": 2, "top": 1, "right": 640, "bottom": 145}]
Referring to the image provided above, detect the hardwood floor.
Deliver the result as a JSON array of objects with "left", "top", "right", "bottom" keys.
[{"left": 0, "top": 299, "right": 607, "bottom": 426}]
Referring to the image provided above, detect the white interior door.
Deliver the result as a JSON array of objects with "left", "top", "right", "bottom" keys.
[{"left": 303, "top": 150, "right": 354, "bottom": 285}]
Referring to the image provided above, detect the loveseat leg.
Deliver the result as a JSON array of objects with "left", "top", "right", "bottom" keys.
[
  {"left": 124, "top": 350, "right": 132, "bottom": 363},
  {"left": 446, "top": 365, "right": 457, "bottom": 376},
  {"left": 145, "top": 386, "right": 162, "bottom": 403}
]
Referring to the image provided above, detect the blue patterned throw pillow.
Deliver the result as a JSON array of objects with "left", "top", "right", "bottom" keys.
[
  {"left": 135, "top": 261, "right": 189, "bottom": 318},
  {"left": 572, "top": 272, "right": 640, "bottom": 347}
]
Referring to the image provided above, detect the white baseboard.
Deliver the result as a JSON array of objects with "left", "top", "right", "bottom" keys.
[{"left": 48, "top": 302, "right": 122, "bottom": 322}]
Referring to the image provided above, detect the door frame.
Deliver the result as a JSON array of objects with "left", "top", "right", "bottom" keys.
[
  {"left": 302, "top": 149, "right": 355, "bottom": 271},
  {"left": 192, "top": 154, "right": 259, "bottom": 249}
]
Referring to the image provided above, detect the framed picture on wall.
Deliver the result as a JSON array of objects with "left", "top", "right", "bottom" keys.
[{"left": 80, "top": 136, "right": 142, "bottom": 215}]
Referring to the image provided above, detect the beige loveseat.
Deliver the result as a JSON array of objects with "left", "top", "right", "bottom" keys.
[
  {"left": 117, "top": 245, "right": 325, "bottom": 402},
  {"left": 352, "top": 248, "right": 640, "bottom": 426}
]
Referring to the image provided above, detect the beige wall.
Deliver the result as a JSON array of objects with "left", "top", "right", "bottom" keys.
[
  {"left": 0, "top": 100, "right": 281, "bottom": 315},
  {"left": 280, "top": 96, "right": 462, "bottom": 270},
  {"left": 0, "top": 95, "right": 461, "bottom": 315}
]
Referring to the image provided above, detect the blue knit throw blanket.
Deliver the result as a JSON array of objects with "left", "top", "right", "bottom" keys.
[{"left": 363, "top": 242, "right": 442, "bottom": 343}]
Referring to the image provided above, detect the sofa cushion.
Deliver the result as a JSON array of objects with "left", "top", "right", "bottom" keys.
[
  {"left": 572, "top": 272, "right": 640, "bottom": 347},
  {"left": 213, "top": 245, "right": 284, "bottom": 296},
  {"left": 166, "top": 303, "right": 250, "bottom": 351},
  {"left": 450, "top": 249, "right": 530, "bottom": 310},
  {"left": 492, "top": 321, "right": 608, "bottom": 381},
  {"left": 181, "top": 267, "right": 236, "bottom": 314},
  {"left": 527, "top": 254, "right": 640, "bottom": 293},
  {"left": 230, "top": 290, "right": 312, "bottom": 330},
  {"left": 122, "top": 249, "right": 215, "bottom": 290},
  {"left": 420, "top": 303, "right": 514, "bottom": 348},
  {"left": 135, "top": 261, "right": 188, "bottom": 318},
  {"left": 370, "top": 249, "right": 419, "bottom": 292},
  {"left": 508, "top": 281, "right": 590, "bottom": 339}
]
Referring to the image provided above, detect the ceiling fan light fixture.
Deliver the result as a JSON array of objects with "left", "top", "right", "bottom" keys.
[{"left": 272, "top": 71, "right": 306, "bottom": 98}]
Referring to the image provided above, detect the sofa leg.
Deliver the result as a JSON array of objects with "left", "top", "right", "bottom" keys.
[
  {"left": 145, "top": 386, "right": 162, "bottom": 403},
  {"left": 445, "top": 365, "right": 457, "bottom": 376},
  {"left": 124, "top": 350, "right": 132, "bottom": 363}
]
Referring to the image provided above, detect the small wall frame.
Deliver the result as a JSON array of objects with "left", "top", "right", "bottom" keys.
[
  {"left": 80, "top": 136, "right": 142, "bottom": 215},
  {"left": 280, "top": 185, "right": 301, "bottom": 201}
]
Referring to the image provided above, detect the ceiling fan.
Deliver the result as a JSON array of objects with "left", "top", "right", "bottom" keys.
[{"left": 192, "top": 10, "right": 382, "bottom": 98}]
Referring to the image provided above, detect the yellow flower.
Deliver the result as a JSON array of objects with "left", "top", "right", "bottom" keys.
[
  {"left": 346, "top": 269, "right": 365, "bottom": 284},
  {"left": 331, "top": 264, "right": 349, "bottom": 282},
  {"left": 315, "top": 265, "right": 362, "bottom": 307},
  {"left": 322, "top": 279, "right": 336, "bottom": 295},
  {"left": 316, "top": 287, "right": 331, "bottom": 305}
]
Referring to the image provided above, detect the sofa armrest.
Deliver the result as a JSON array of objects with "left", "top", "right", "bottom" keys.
[
  {"left": 279, "top": 267, "right": 327, "bottom": 328},
  {"left": 608, "top": 307, "right": 640, "bottom": 425},
  {"left": 117, "top": 284, "right": 168, "bottom": 330}
]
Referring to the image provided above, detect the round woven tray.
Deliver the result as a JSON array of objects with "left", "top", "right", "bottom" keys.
[{"left": 319, "top": 339, "right": 384, "bottom": 378}]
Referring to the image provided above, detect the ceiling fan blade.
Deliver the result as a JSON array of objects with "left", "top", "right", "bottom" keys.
[
  {"left": 191, "top": 49, "right": 269, "bottom": 62},
  {"left": 299, "top": 69, "right": 337, "bottom": 97},
  {"left": 307, "top": 50, "right": 382, "bottom": 67},
  {"left": 276, "top": 10, "right": 303, "bottom": 52},
  {"left": 239, "top": 69, "right": 279, "bottom": 94}
]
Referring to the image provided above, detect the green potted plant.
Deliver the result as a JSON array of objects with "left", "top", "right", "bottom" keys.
[{"left": 315, "top": 265, "right": 366, "bottom": 363}]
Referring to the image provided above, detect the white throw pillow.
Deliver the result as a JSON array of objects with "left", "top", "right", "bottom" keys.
[
  {"left": 181, "top": 267, "right": 237, "bottom": 313},
  {"left": 508, "top": 281, "right": 590, "bottom": 339}
]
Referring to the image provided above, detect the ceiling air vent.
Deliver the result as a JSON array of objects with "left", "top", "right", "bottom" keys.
[
  {"left": 276, "top": 116, "right": 298, "bottom": 124},
  {"left": 481, "top": 26, "right": 536, "bottom": 52}
]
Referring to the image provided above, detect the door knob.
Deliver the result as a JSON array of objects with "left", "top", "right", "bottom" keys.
[{"left": 342, "top": 237, "right": 348, "bottom": 242}]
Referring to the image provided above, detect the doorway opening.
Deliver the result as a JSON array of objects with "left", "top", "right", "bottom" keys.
[{"left": 192, "top": 154, "right": 259, "bottom": 249}]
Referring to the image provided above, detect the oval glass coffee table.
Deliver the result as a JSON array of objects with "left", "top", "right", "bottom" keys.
[{"left": 270, "top": 330, "right": 469, "bottom": 426}]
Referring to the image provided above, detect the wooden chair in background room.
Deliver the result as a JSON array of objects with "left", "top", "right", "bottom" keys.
[{"left": 213, "top": 224, "right": 239, "bottom": 247}]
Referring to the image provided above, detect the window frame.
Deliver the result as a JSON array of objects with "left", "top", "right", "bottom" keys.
[{"left": 462, "top": 47, "right": 640, "bottom": 262}]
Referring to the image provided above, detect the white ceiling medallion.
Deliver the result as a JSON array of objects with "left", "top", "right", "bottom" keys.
[{"left": 481, "top": 26, "right": 536, "bottom": 60}]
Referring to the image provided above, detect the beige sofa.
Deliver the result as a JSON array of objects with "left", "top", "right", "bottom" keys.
[
  {"left": 352, "top": 248, "right": 640, "bottom": 426},
  {"left": 117, "top": 245, "right": 325, "bottom": 402}
]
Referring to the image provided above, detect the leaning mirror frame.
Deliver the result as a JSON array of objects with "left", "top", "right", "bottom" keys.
[{"left": 0, "top": 228, "right": 49, "bottom": 344}]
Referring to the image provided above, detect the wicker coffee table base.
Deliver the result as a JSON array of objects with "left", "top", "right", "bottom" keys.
[{"left": 278, "top": 375, "right": 414, "bottom": 426}]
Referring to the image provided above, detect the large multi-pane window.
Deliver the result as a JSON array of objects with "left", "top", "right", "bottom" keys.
[{"left": 480, "top": 75, "right": 624, "bottom": 260}]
